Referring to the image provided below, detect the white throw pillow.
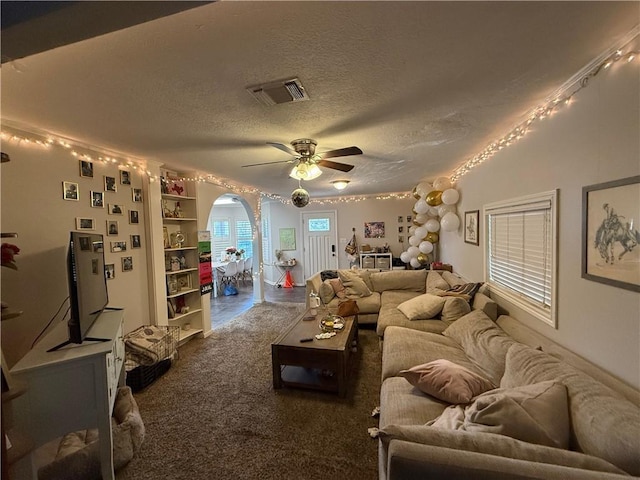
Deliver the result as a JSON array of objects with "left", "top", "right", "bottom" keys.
[{"left": 397, "top": 293, "right": 445, "bottom": 320}]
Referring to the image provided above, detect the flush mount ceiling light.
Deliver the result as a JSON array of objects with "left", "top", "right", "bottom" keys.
[
  {"left": 289, "top": 162, "right": 322, "bottom": 180},
  {"left": 331, "top": 180, "right": 350, "bottom": 190}
]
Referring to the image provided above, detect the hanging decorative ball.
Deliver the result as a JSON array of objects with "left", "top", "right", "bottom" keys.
[
  {"left": 291, "top": 188, "right": 310, "bottom": 208},
  {"left": 426, "top": 231, "right": 439, "bottom": 243},
  {"left": 417, "top": 252, "right": 430, "bottom": 265},
  {"left": 425, "top": 190, "right": 443, "bottom": 206}
]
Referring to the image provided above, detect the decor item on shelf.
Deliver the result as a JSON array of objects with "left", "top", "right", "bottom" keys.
[
  {"left": 163, "top": 227, "right": 170, "bottom": 249},
  {"left": 275, "top": 249, "right": 285, "bottom": 262},
  {"left": 291, "top": 187, "right": 310, "bottom": 208},
  {"left": 162, "top": 200, "right": 173, "bottom": 218},
  {"left": 170, "top": 231, "right": 185, "bottom": 248},
  {"left": 173, "top": 202, "right": 184, "bottom": 218}
]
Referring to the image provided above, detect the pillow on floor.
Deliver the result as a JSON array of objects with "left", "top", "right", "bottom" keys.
[
  {"left": 428, "top": 380, "right": 570, "bottom": 449},
  {"left": 399, "top": 359, "right": 495, "bottom": 404},
  {"left": 397, "top": 293, "right": 445, "bottom": 320}
]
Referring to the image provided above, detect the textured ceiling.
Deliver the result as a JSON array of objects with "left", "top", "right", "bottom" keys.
[{"left": 1, "top": 1, "right": 638, "bottom": 198}]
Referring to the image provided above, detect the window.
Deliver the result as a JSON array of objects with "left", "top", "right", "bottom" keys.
[
  {"left": 235, "top": 220, "right": 253, "bottom": 259},
  {"left": 210, "top": 218, "right": 230, "bottom": 261},
  {"left": 484, "top": 190, "right": 557, "bottom": 327},
  {"left": 262, "top": 214, "right": 271, "bottom": 263},
  {"left": 308, "top": 218, "right": 330, "bottom": 232}
]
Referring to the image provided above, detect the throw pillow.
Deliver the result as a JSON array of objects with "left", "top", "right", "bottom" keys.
[
  {"left": 328, "top": 278, "right": 346, "bottom": 298},
  {"left": 426, "top": 270, "right": 450, "bottom": 293},
  {"left": 318, "top": 280, "right": 336, "bottom": 304},
  {"left": 440, "top": 296, "right": 471, "bottom": 323},
  {"left": 397, "top": 294, "right": 446, "bottom": 320},
  {"left": 338, "top": 270, "right": 372, "bottom": 298},
  {"left": 399, "top": 359, "right": 495, "bottom": 404},
  {"left": 428, "top": 380, "right": 570, "bottom": 449}
]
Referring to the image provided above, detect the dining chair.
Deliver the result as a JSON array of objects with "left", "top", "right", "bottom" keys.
[
  {"left": 235, "top": 259, "right": 245, "bottom": 285},
  {"left": 243, "top": 256, "right": 253, "bottom": 283},
  {"left": 218, "top": 261, "right": 238, "bottom": 289}
]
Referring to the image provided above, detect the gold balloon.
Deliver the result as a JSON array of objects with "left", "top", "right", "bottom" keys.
[
  {"left": 425, "top": 190, "right": 443, "bottom": 206},
  {"left": 426, "top": 231, "right": 439, "bottom": 243},
  {"left": 412, "top": 187, "right": 421, "bottom": 199},
  {"left": 412, "top": 208, "right": 418, "bottom": 215},
  {"left": 413, "top": 220, "right": 424, "bottom": 227},
  {"left": 417, "top": 253, "right": 430, "bottom": 265}
]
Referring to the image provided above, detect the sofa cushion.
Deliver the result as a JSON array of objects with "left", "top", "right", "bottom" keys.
[
  {"left": 380, "top": 376, "right": 449, "bottom": 428},
  {"left": 472, "top": 292, "right": 498, "bottom": 321},
  {"left": 440, "top": 296, "right": 471, "bottom": 323},
  {"left": 397, "top": 294, "right": 445, "bottom": 320},
  {"left": 350, "top": 291, "right": 381, "bottom": 314},
  {"left": 377, "top": 425, "right": 627, "bottom": 475},
  {"left": 338, "top": 270, "right": 372, "bottom": 298},
  {"left": 357, "top": 268, "right": 375, "bottom": 291},
  {"left": 381, "top": 326, "right": 484, "bottom": 381},
  {"left": 429, "top": 380, "right": 570, "bottom": 449},
  {"left": 501, "top": 343, "right": 640, "bottom": 476},
  {"left": 371, "top": 269, "right": 427, "bottom": 292},
  {"left": 426, "top": 270, "right": 449, "bottom": 293},
  {"left": 443, "top": 310, "right": 516, "bottom": 385},
  {"left": 377, "top": 302, "right": 447, "bottom": 337},
  {"left": 442, "top": 270, "right": 465, "bottom": 287},
  {"left": 318, "top": 280, "right": 335, "bottom": 304},
  {"left": 399, "top": 359, "right": 495, "bottom": 404}
]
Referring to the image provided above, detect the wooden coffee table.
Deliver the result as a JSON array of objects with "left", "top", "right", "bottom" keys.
[{"left": 271, "top": 309, "right": 358, "bottom": 398}]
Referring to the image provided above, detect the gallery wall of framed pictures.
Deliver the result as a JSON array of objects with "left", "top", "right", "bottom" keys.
[{"left": 65, "top": 159, "right": 145, "bottom": 279}]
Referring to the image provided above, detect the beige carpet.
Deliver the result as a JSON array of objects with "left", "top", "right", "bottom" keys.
[{"left": 116, "top": 302, "right": 382, "bottom": 480}]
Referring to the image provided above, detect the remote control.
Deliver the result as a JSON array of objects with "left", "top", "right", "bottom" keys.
[{"left": 300, "top": 337, "right": 314, "bottom": 343}]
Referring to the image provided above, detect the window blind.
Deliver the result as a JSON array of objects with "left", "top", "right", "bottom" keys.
[
  {"left": 211, "top": 218, "right": 230, "bottom": 261},
  {"left": 235, "top": 220, "right": 253, "bottom": 258},
  {"left": 262, "top": 214, "right": 271, "bottom": 263}
]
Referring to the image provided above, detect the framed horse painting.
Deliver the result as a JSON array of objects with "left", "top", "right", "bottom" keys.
[{"left": 582, "top": 175, "right": 640, "bottom": 292}]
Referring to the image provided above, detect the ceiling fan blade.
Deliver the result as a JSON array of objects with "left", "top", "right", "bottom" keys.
[
  {"left": 317, "top": 146, "right": 363, "bottom": 159},
  {"left": 267, "top": 142, "right": 298, "bottom": 156},
  {"left": 242, "top": 159, "right": 293, "bottom": 168},
  {"left": 318, "top": 159, "right": 354, "bottom": 172}
]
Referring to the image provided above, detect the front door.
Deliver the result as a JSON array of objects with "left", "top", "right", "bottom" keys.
[{"left": 302, "top": 211, "right": 338, "bottom": 279}]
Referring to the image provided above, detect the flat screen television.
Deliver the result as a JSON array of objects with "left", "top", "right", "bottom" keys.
[{"left": 48, "top": 232, "right": 110, "bottom": 352}]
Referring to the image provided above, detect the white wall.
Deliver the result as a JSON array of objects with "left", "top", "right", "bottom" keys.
[
  {"left": 440, "top": 57, "right": 640, "bottom": 387},
  {"left": 1, "top": 143, "right": 151, "bottom": 366}
]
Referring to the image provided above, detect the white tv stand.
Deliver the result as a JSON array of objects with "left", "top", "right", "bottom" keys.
[{"left": 9, "top": 309, "right": 125, "bottom": 479}]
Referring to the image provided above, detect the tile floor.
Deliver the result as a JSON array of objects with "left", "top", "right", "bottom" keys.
[{"left": 210, "top": 281, "right": 306, "bottom": 329}]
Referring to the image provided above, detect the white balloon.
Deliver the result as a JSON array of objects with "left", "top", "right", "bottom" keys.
[
  {"left": 415, "top": 182, "right": 433, "bottom": 197},
  {"left": 419, "top": 241, "right": 434, "bottom": 254},
  {"left": 410, "top": 257, "right": 421, "bottom": 268},
  {"left": 441, "top": 212, "right": 460, "bottom": 232},
  {"left": 408, "top": 235, "right": 420, "bottom": 246},
  {"left": 414, "top": 226, "right": 428, "bottom": 239},
  {"left": 437, "top": 204, "right": 456, "bottom": 217},
  {"left": 428, "top": 206, "right": 440, "bottom": 216},
  {"left": 407, "top": 246, "right": 419, "bottom": 257},
  {"left": 441, "top": 188, "right": 460, "bottom": 205},
  {"left": 433, "top": 176, "right": 452, "bottom": 191},
  {"left": 400, "top": 251, "right": 411, "bottom": 263},
  {"left": 408, "top": 225, "right": 416, "bottom": 236},
  {"left": 415, "top": 213, "right": 429, "bottom": 224},
  {"left": 425, "top": 218, "right": 440, "bottom": 232},
  {"left": 414, "top": 199, "right": 429, "bottom": 215}
]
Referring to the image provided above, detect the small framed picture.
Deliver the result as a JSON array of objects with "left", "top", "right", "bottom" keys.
[
  {"left": 79, "top": 236, "right": 91, "bottom": 251},
  {"left": 122, "top": 256, "right": 133, "bottom": 272},
  {"left": 406, "top": 215, "right": 412, "bottom": 222},
  {"left": 110, "top": 241, "right": 127, "bottom": 253},
  {"left": 104, "top": 175, "right": 117, "bottom": 192},
  {"left": 120, "top": 170, "right": 131, "bottom": 185},
  {"left": 76, "top": 217, "right": 95, "bottom": 230},
  {"left": 399, "top": 236, "right": 404, "bottom": 243},
  {"left": 167, "top": 277, "right": 179, "bottom": 295},
  {"left": 107, "top": 220, "right": 119, "bottom": 236},
  {"left": 132, "top": 188, "right": 143, "bottom": 202},
  {"left": 464, "top": 210, "right": 480, "bottom": 246},
  {"left": 63, "top": 181, "right": 79, "bottom": 201},
  {"left": 176, "top": 273, "right": 192, "bottom": 291},
  {"left": 105, "top": 264, "right": 115, "bottom": 280},
  {"left": 398, "top": 226, "right": 404, "bottom": 233},
  {"left": 109, "top": 204, "right": 123, "bottom": 215},
  {"left": 90, "top": 191, "right": 104, "bottom": 208},
  {"left": 129, "top": 210, "right": 140, "bottom": 224},
  {"left": 398, "top": 216, "right": 403, "bottom": 223},
  {"left": 131, "top": 234, "right": 141, "bottom": 248},
  {"left": 79, "top": 160, "right": 94, "bottom": 178}
]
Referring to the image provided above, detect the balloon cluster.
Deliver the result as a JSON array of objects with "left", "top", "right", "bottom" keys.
[{"left": 399, "top": 177, "right": 460, "bottom": 268}]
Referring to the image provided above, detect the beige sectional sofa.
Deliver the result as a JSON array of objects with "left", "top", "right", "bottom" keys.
[{"left": 305, "top": 268, "right": 497, "bottom": 337}]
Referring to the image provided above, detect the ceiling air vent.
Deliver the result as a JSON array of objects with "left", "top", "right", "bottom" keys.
[{"left": 247, "top": 78, "right": 310, "bottom": 106}]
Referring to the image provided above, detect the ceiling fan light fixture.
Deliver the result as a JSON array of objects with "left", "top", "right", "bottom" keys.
[
  {"left": 289, "top": 163, "right": 322, "bottom": 180},
  {"left": 331, "top": 180, "right": 350, "bottom": 190}
]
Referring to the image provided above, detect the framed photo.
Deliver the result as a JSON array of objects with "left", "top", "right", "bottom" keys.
[
  {"left": 406, "top": 215, "right": 412, "bottom": 223},
  {"left": 90, "top": 191, "right": 104, "bottom": 208},
  {"left": 79, "top": 160, "right": 93, "bottom": 178},
  {"left": 105, "top": 264, "right": 115, "bottom": 280},
  {"left": 110, "top": 241, "right": 127, "bottom": 253},
  {"left": 120, "top": 170, "right": 131, "bottom": 185},
  {"left": 132, "top": 188, "right": 143, "bottom": 203},
  {"left": 167, "top": 277, "right": 179, "bottom": 295},
  {"left": 398, "top": 226, "right": 403, "bottom": 233},
  {"left": 464, "top": 210, "right": 480, "bottom": 246},
  {"left": 582, "top": 175, "right": 640, "bottom": 292},
  {"left": 364, "top": 221, "right": 385, "bottom": 238},
  {"left": 176, "top": 273, "right": 191, "bottom": 291},
  {"left": 279, "top": 228, "right": 296, "bottom": 250},
  {"left": 397, "top": 216, "right": 403, "bottom": 223},
  {"left": 129, "top": 210, "right": 140, "bottom": 224},
  {"left": 79, "top": 236, "right": 91, "bottom": 251},
  {"left": 122, "top": 256, "right": 133, "bottom": 272},
  {"left": 131, "top": 234, "right": 141, "bottom": 248},
  {"left": 104, "top": 175, "right": 117, "bottom": 192},
  {"left": 107, "top": 220, "right": 119, "bottom": 236},
  {"left": 109, "top": 204, "right": 123, "bottom": 215},
  {"left": 63, "top": 181, "right": 79, "bottom": 201},
  {"left": 76, "top": 217, "right": 95, "bottom": 230},
  {"left": 398, "top": 236, "right": 404, "bottom": 243}
]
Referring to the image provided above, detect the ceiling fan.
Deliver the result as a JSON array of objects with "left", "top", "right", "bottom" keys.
[{"left": 242, "top": 138, "right": 362, "bottom": 179}]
